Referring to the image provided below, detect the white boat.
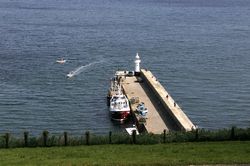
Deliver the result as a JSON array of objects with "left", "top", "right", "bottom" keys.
[
  {"left": 125, "top": 125, "right": 139, "bottom": 135},
  {"left": 67, "top": 71, "right": 74, "bottom": 78},
  {"left": 56, "top": 58, "right": 66, "bottom": 64},
  {"left": 109, "top": 84, "right": 130, "bottom": 121}
]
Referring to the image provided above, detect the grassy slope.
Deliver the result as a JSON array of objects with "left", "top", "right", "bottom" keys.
[{"left": 0, "top": 141, "right": 249, "bottom": 166}]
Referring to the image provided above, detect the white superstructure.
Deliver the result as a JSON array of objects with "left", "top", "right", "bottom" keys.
[{"left": 109, "top": 84, "right": 130, "bottom": 121}]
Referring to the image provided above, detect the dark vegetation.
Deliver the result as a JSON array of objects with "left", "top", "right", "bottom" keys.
[{"left": 0, "top": 127, "right": 249, "bottom": 148}]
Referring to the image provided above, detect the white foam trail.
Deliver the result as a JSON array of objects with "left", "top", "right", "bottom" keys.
[{"left": 67, "top": 60, "right": 104, "bottom": 78}]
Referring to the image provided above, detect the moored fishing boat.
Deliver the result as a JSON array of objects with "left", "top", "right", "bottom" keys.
[
  {"left": 108, "top": 77, "right": 131, "bottom": 121},
  {"left": 109, "top": 90, "right": 131, "bottom": 121}
]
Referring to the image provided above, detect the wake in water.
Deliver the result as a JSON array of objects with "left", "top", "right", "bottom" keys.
[{"left": 67, "top": 60, "right": 104, "bottom": 78}]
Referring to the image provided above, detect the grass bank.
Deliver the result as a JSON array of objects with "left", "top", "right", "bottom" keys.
[{"left": 0, "top": 141, "right": 249, "bottom": 166}]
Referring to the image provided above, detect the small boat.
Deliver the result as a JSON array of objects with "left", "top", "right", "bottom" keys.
[
  {"left": 125, "top": 125, "right": 139, "bottom": 135},
  {"left": 56, "top": 58, "right": 66, "bottom": 64},
  {"left": 67, "top": 71, "right": 74, "bottom": 78},
  {"left": 109, "top": 83, "right": 130, "bottom": 121}
]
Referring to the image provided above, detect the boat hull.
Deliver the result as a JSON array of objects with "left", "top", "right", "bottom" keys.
[{"left": 110, "top": 111, "right": 130, "bottom": 121}]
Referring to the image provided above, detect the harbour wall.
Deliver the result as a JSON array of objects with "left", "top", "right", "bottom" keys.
[{"left": 140, "top": 69, "right": 196, "bottom": 131}]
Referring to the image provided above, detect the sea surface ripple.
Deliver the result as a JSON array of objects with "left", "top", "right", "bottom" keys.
[{"left": 0, "top": 0, "right": 249, "bottom": 135}]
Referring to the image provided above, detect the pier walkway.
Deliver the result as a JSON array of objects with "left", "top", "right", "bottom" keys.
[{"left": 121, "top": 69, "right": 196, "bottom": 134}]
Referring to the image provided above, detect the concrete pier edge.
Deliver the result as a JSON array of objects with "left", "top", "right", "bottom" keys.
[{"left": 140, "top": 69, "right": 196, "bottom": 131}]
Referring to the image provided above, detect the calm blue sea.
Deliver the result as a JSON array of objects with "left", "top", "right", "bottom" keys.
[{"left": 0, "top": 0, "right": 249, "bottom": 135}]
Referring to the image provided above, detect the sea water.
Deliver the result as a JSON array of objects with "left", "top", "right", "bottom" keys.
[{"left": 0, "top": 0, "right": 249, "bottom": 135}]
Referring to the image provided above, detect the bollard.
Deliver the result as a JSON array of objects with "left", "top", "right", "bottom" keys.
[
  {"left": 5, "top": 133, "right": 10, "bottom": 148},
  {"left": 109, "top": 131, "right": 112, "bottom": 144},
  {"left": 64, "top": 132, "right": 68, "bottom": 146},
  {"left": 85, "top": 131, "right": 90, "bottom": 145},
  {"left": 163, "top": 129, "right": 166, "bottom": 143},
  {"left": 231, "top": 126, "right": 236, "bottom": 140},
  {"left": 43, "top": 131, "right": 49, "bottom": 147},
  {"left": 132, "top": 130, "right": 136, "bottom": 144},
  {"left": 24, "top": 132, "right": 29, "bottom": 147}
]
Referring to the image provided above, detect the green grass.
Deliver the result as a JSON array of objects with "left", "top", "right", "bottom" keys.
[{"left": 0, "top": 141, "right": 249, "bottom": 166}]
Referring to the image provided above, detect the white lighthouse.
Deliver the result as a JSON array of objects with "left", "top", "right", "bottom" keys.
[{"left": 134, "top": 53, "right": 141, "bottom": 76}]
